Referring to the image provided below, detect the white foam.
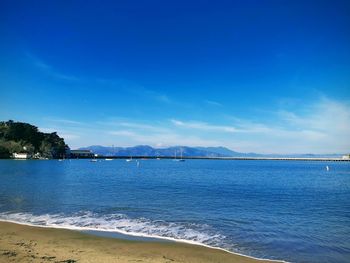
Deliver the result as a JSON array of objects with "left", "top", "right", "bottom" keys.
[
  {"left": 0, "top": 211, "right": 287, "bottom": 262},
  {"left": 0, "top": 211, "right": 223, "bottom": 244}
]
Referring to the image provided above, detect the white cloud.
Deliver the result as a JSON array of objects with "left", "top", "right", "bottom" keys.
[
  {"left": 38, "top": 97, "right": 350, "bottom": 154},
  {"left": 119, "top": 122, "right": 167, "bottom": 132},
  {"left": 26, "top": 52, "right": 79, "bottom": 81},
  {"left": 278, "top": 98, "right": 350, "bottom": 133},
  {"left": 134, "top": 87, "right": 171, "bottom": 104},
  {"left": 108, "top": 130, "right": 137, "bottom": 137},
  {"left": 96, "top": 79, "right": 172, "bottom": 104},
  {"left": 39, "top": 127, "right": 80, "bottom": 141},
  {"left": 226, "top": 98, "right": 350, "bottom": 153},
  {"left": 108, "top": 128, "right": 219, "bottom": 148},
  {"left": 171, "top": 119, "right": 237, "bottom": 133},
  {"left": 204, "top": 100, "right": 223, "bottom": 106},
  {"left": 169, "top": 97, "right": 350, "bottom": 153},
  {"left": 44, "top": 118, "right": 83, "bottom": 125}
]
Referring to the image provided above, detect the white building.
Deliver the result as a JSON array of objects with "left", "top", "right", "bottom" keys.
[
  {"left": 13, "top": 152, "right": 31, "bottom": 159},
  {"left": 342, "top": 154, "right": 350, "bottom": 160}
]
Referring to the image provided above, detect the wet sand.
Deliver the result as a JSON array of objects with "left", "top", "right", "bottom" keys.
[{"left": 0, "top": 221, "right": 281, "bottom": 263}]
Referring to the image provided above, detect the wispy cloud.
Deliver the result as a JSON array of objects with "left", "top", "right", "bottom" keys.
[
  {"left": 97, "top": 119, "right": 170, "bottom": 134},
  {"left": 38, "top": 118, "right": 90, "bottom": 148},
  {"left": 39, "top": 127, "right": 80, "bottom": 140},
  {"left": 170, "top": 97, "right": 350, "bottom": 153},
  {"left": 44, "top": 118, "right": 84, "bottom": 125},
  {"left": 96, "top": 78, "right": 172, "bottom": 104},
  {"left": 171, "top": 119, "right": 237, "bottom": 133},
  {"left": 204, "top": 100, "right": 223, "bottom": 107},
  {"left": 143, "top": 89, "right": 171, "bottom": 103},
  {"left": 37, "top": 97, "right": 350, "bottom": 154},
  {"left": 25, "top": 52, "right": 79, "bottom": 81},
  {"left": 108, "top": 129, "right": 219, "bottom": 147},
  {"left": 278, "top": 97, "right": 350, "bottom": 133},
  {"left": 119, "top": 122, "right": 155, "bottom": 130},
  {"left": 271, "top": 97, "right": 350, "bottom": 152},
  {"left": 108, "top": 130, "right": 137, "bottom": 137},
  {"left": 170, "top": 119, "right": 282, "bottom": 135}
]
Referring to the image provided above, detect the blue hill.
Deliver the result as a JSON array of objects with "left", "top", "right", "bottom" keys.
[{"left": 78, "top": 145, "right": 344, "bottom": 158}]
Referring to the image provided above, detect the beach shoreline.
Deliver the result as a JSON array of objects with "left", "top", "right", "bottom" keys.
[{"left": 0, "top": 221, "right": 283, "bottom": 263}]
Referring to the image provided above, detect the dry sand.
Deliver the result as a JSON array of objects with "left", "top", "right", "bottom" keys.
[{"left": 0, "top": 221, "right": 281, "bottom": 263}]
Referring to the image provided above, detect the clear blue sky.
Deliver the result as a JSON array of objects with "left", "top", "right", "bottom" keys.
[{"left": 1, "top": 0, "right": 349, "bottom": 153}]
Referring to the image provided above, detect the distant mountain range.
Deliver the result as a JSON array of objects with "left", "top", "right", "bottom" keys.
[
  {"left": 78, "top": 145, "right": 343, "bottom": 158},
  {"left": 79, "top": 145, "right": 236, "bottom": 157}
]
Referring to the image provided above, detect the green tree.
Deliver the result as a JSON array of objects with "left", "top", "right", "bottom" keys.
[
  {"left": 0, "top": 120, "right": 69, "bottom": 159},
  {"left": 40, "top": 140, "right": 53, "bottom": 158},
  {"left": 0, "top": 145, "right": 10, "bottom": 158}
]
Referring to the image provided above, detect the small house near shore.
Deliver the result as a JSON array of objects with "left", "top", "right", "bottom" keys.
[{"left": 13, "top": 152, "right": 31, "bottom": 159}]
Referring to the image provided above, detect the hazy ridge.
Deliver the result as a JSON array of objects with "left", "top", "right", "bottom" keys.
[{"left": 79, "top": 145, "right": 343, "bottom": 158}]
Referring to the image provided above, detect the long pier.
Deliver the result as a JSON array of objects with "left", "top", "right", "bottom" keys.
[{"left": 93, "top": 156, "right": 350, "bottom": 162}]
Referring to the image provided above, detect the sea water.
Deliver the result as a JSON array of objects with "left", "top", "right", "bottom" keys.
[{"left": 0, "top": 159, "right": 349, "bottom": 262}]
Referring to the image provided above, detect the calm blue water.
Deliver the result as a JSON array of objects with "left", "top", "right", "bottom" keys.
[{"left": 0, "top": 159, "right": 349, "bottom": 262}]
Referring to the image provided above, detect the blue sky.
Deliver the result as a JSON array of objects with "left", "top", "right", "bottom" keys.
[{"left": 1, "top": 0, "right": 350, "bottom": 153}]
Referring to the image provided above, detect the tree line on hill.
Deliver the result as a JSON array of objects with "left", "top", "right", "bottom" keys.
[{"left": 0, "top": 120, "right": 68, "bottom": 159}]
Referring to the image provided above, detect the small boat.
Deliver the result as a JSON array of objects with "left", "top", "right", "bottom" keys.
[
  {"left": 174, "top": 149, "right": 185, "bottom": 162},
  {"left": 179, "top": 148, "right": 185, "bottom": 162},
  {"left": 90, "top": 159, "right": 97, "bottom": 162},
  {"left": 126, "top": 156, "right": 133, "bottom": 162},
  {"left": 105, "top": 158, "right": 113, "bottom": 161},
  {"left": 326, "top": 165, "right": 329, "bottom": 171}
]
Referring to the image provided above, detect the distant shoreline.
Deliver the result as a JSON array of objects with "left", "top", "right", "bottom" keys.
[
  {"left": 2, "top": 156, "right": 350, "bottom": 161},
  {"left": 68, "top": 156, "right": 350, "bottom": 162}
]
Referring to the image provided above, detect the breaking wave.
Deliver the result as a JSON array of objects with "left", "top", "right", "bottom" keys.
[
  {"left": 0, "top": 211, "right": 286, "bottom": 262},
  {"left": 0, "top": 211, "right": 225, "bottom": 246}
]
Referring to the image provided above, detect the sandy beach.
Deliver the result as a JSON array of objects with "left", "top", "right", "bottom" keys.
[{"left": 0, "top": 221, "right": 279, "bottom": 263}]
